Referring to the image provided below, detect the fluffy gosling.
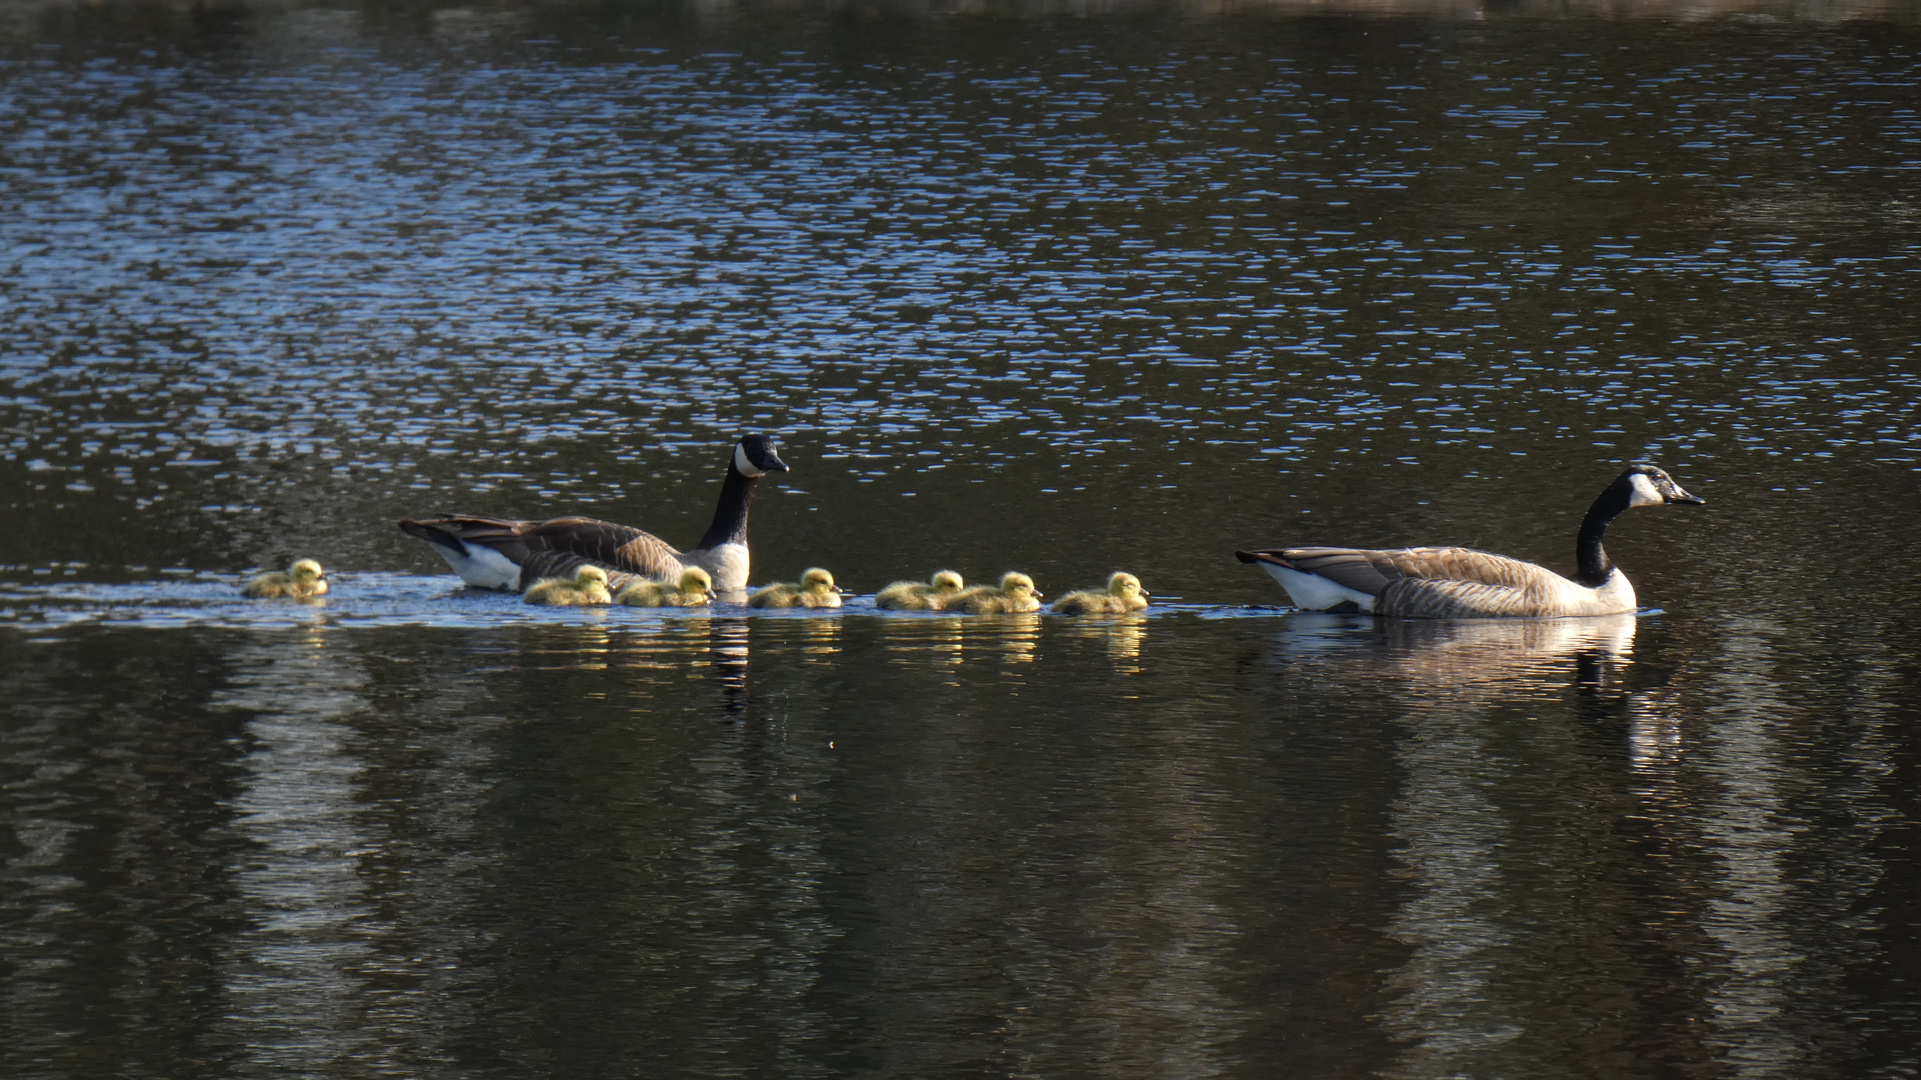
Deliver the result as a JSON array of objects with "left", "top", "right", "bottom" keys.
[
  {"left": 874, "top": 569, "right": 966, "bottom": 611},
  {"left": 242, "top": 558, "right": 329, "bottom": 599},
  {"left": 616, "top": 566, "right": 714, "bottom": 608},
  {"left": 524, "top": 564, "right": 613, "bottom": 606},
  {"left": 749, "top": 567, "right": 843, "bottom": 609},
  {"left": 1051, "top": 572, "right": 1149, "bottom": 615},
  {"left": 946, "top": 572, "right": 1043, "bottom": 614}
]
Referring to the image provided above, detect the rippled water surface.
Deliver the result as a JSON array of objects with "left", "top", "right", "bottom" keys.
[{"left": 3, "top": 2, "right": 1920, "bottom": 1077}]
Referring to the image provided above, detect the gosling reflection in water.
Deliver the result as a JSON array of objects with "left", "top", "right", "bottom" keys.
[
  {"left": 983, "top": 612, "right": 1041, "bottom": 665},
  {"left": 776, "top": 613, "right": 841, "bottom": 660},
  {"left": 880, "top": 615, "right": 967, "bottom": 677},
  {"left": 600, "top": 616, "right": 752, "bottom": 713},
  {"left": 1057, "top": 613, "right": 1148, "bottom": 674},
  {"left": 606, "top": 620, "right": 706, "bottom": 672},
  {"left": 874, "top": 611, "right": 1042, "bottom": 671}
]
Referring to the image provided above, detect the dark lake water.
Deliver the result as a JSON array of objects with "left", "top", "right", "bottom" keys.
[{"left": 4, "top": 1, "right": 1921, "bottom": 1076}]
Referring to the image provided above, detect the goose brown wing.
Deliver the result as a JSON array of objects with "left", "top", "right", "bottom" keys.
[
  {"left": 1377, "top": 578, "right": 1546, "bottom": 618},
  {"left": 412, "top": 514, "right": 686, "bottom": 581},
  {"left": 1284, "top": 546, "right": 1577, "bottom": 617},
  {"left": 1274, "top": 547, "right": 1396, "bottom": 597},
  {"left": 521, "top": 516, "right": 687, "bottom": 578},
  {"left": 1281, "top": 546, "right": 1555, "bottom": 595}
]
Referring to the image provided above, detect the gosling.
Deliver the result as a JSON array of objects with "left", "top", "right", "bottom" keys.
[
  {"left": 242, "top": 558, "right": 329, "bottom": 599},
  {"left": 946, "top": 572, "right": 1043, "bottom": 614},
  {"left": 616, "top": 566, "right": 714, "bottom": 608},
  {"left": 874, "top": 570, "right": 966, "bottom": 611},
  {"left": 749, "top": 567, "right": 843, "bottom": 609},
  {"left": 523, "top": 564, "right": 613, "bottom": 606},
  {"left": 1051, "top": 572, "right": 1149, "bottom": 615}
]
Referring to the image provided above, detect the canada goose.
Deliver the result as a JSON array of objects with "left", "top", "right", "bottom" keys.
[
  {"left": 749, "top": 567, "right": 843, "bottom": 609},
  {"left": 398, "top": 434, "right": 788, "bottom": 593},
  {"left": 1234, "top": 465, "right": 1704, "bottom": 618},
  {"left": 523, "top": 564, "right": 613, "bottom": 606},
  {"left": 1051, "top": 572, "right": 1149, "bottom": 615},
  {"left": 241, "top": 558, "right": 329, "bottom": 599},
  {"left": 874, "top": 569, "right": 966, "bottom": 611},
  {"left": 946, "top": 572, "right": 1043, "bottom": 614},
  {"left": 616, "top": 566, "right": 715, "bottom": 608}
]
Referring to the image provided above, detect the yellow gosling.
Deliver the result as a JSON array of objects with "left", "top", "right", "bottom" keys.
[
  {"left": 874, "top": 569, "right": 966, "bottom": 610},
  {"left": 947, "top": 571, "right": 1042, "bottom": 614},
  {"left": 1052, "top": 572, "right": 1149, "bottom": 615},
  {"left": 242, "top": 558, "right": 329, "bottom": 599},
  {"left": 523, "top": 564, "right": 613, "bottom": 606},
  {"left": 616, "top": 566, "right": 714, "bottom": 608},
  {"left": 749, "top": 567, "right": 842, "bottom": 609}
]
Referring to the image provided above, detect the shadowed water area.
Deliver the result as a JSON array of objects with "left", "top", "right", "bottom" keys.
[{"left": 3, "top": 1, "right": 1921, "bottom": 1076}]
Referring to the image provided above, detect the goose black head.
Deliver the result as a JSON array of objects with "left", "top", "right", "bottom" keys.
[
  {"left": 1623, "top": 464, "right": 1704, "bottom": 508},
  {"left": 732, "top": 434, "right": 790, "bottom": 478}
]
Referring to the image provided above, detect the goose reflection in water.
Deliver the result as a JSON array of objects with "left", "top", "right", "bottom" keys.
[
  {"left": 1275, "top": 611, "right": 1639, "bottom": 700},
  {"left": 1345, "top": 612, "right": 1654, "bottom": 1074},
  {"left": 708, "top": 617, "right": 751, "bottom": 714}
]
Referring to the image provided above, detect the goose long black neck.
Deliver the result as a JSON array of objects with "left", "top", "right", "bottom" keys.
[
  {"left": 696, "top": 467, "right": 757, "bottom": 551},
  {"left": 1573, "top": 479, "right": 1634, "bottom": 587}
]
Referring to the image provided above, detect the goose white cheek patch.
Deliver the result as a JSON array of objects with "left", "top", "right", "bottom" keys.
[{"left": 733, "top": 444, "right": 766, "bottom": 477}]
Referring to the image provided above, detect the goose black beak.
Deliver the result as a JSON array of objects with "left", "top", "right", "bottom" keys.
[{"left": 1669, "top": 491, "right": 1705, "bottom": 506}]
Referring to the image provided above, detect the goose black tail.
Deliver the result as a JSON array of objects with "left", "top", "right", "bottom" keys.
[
  {"left": 1234, "top": 549, "right": 1292, "bottom": 567},
  {"left": 398, "top": 519, "right": 465, "bottom": 556}
]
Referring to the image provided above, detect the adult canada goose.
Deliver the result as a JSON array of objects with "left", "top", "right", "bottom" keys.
[
  {"left": 616, "top": 566, "right": 714, "bottom": 608},
  {"left": 398, "top": 434, "right": 787, "bottom": 593},
  {"left": 947, "top": 572, "right": 1043, "bottom": 614},
  {"left": 874, "top": 570, "right": 966, "bottom": 611},
  {"left": 523, "top": 564, "right": 613, "bottom": 606},
  {"left": 1234, "top": 465, "right": 1704, "bottom": 618},
  {"left": 749, "top": 567, "right": 844, "bottom": 609},
  {"left": 242, "top": 558, "right": 329, "bottom": 599},
  {"left": 1052, "top": 572, "right": 1149, "bottom": 615}
]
